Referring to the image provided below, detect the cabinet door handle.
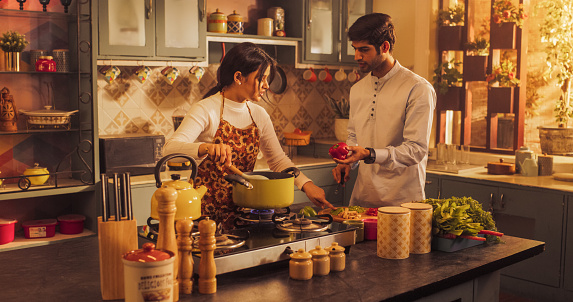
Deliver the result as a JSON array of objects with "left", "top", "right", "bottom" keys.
[
  {"left": 499, "top": 193, "right": 505, "bottom": 210},
  {"left": 425, "top": 180, "right": 432, "bottom": 185},
  {"left": 146, "top": 0, "right": 153, "bottom": 19},
  {"left": 199, "top": 0, "right": 205, "bottom": 22},
  {"left": 488, "top": 193, "right": 494, "bottom": 213}
]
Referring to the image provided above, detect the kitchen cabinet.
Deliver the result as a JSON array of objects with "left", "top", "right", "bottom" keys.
[
  {"left": 96, "top": 0, "right": 206, "bottom": 60},
  {"left": 294, "top": 163, "right": 346, "bottom": 207},
  {"left": 424, "top": 175, "right": 440, "bottom": 199},
  {"left": 565, "top": 196, "right": 573, "bottom": 292},
  {"left": 303, "top": 0, "right": 372, "bottom": 64},
  {"left": 441, "top": 178, "right": 564, "bottom": 288},
  {"left": 0, "top": 1, "right": 96, "bottom": 246}
]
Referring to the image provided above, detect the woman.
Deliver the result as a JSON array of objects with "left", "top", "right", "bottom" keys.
[{"left": 163, "top": 42, "right": 334, "bottom": 229}]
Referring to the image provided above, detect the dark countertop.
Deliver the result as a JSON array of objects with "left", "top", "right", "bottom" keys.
[{"left": 0, "top": 233, "right": 544, "bottom": 302}]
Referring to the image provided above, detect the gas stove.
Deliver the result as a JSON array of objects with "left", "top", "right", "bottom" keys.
[{"left": 139, "top": 213, "right": 356, "bottom": 275}]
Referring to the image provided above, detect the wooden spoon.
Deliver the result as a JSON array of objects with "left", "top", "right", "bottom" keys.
[{"left": 227, "top": 165, "right": 269, "bottom": 180}]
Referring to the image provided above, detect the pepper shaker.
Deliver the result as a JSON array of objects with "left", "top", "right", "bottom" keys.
[{"left": 198, "top": 218, "right": 217, "bottom": 294}]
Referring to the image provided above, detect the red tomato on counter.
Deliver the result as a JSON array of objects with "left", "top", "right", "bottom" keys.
[{"left": 329, "top": 142, "right": 349, "bottom": 160}]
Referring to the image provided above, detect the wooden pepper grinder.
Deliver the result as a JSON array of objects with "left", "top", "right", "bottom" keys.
[
  {"left": 198, "top": 217, "right": 217, "bottom": 294},
  {"left": 176, "top": 219, "right": 194, "bottom": 294},
  {"left": 154, "top": 186, "right": 180, "bottom": 301}
]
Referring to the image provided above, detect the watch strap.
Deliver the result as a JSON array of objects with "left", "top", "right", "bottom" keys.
[{"left": 364, "top": 148, "right": 376, "bottom": 164}]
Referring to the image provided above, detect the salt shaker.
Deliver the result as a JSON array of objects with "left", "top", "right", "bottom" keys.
[
  {"left": 327, "top": 242, "right": 345, "bottom": 272},
  {"left": 289, "top": 248, "right": 313, "bottom": 280},
  {"left": 309, "top": 245, "right": 330, "bottom": 276}
]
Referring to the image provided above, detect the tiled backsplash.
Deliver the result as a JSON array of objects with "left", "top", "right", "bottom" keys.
[{"left": 97, "top": 65, "right": 354, "bottom": 141}]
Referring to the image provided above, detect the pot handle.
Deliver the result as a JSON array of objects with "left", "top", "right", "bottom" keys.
[
  {"left": 224, "top": 174, "right": 253, "bottom": 189},
  {"left": 280, "top": 167, "right": 300, "bottom": 178},
  {"left": 155, "top": 153, "right": 198, "bottom": 188},
  {"left": 315, "top": 214, "right": 334, "bottom": 224}
]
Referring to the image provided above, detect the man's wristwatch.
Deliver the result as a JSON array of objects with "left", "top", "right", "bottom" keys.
[{"left": 364, "top": 148, "right": 376, "bottom": 164}]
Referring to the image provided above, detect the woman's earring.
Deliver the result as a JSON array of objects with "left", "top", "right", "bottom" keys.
[{"left": 238, "top": 82, "right": 242, "bottom": 85}]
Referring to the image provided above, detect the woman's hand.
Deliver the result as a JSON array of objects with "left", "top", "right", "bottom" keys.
[
  {"left": 200, "top": 143, "right": 233, "bottom": 167},
  {"left": 302, "top": 182, "right": 335, "bottom": 210}
]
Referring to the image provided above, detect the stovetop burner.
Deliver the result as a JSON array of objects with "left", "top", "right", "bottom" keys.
[
  {"left": 274, "top": 214, "right": 334, "bottom": 233},
  {"left": 234, "top": 207, "right": 290, "bottom": 227}
]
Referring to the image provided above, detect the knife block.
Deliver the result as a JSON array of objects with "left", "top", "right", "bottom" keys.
[{"left": 97, "top": 216, "right": 137, "bottom": 300}]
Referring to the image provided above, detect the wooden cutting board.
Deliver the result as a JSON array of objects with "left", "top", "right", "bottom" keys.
[
  {"left": 553, "top": 173, "right": 573, "bottom": 182},
  {"left": 318, "top": 207, "right": 377, "bottom": 223}
]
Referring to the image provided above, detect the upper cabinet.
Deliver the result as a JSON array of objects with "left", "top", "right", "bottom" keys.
[
  {"left": 97, "top": 0, "right": 206, "bottom": 60},
  {"left": 303, "top": 0, "right": 372, "bottom": 64}
]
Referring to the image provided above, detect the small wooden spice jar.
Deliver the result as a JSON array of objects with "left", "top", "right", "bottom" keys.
[
  {"left": 309, "top": 245, "right": 330, "bottom": 276},
  {"left": 289, "top": 248, "right": 313, "bottom": 280},
  {"left": 327, "top": 242, "right": 345, "bottom": 272},
  {"left": 538, "top": 153, "right": 553, "bottom": 176}
]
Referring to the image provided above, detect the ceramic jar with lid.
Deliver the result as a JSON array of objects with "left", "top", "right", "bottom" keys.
[
  {"left": 309, "top": 245, "right": 330, "bottom": 276},
  {"left": 122, "top": 243, "right": 175, "bottom": 302},
  {"left": 289, "top": 248, "right": 313, "bottom": 280},
  {"left": 515, "top": 146, "right": 535, "bottom": 174},
  {"left": 23, "top": 163, "right": 50, "bottom": 185},
  {"left": 208, "top": 9, "right": 227, "bottom": 33},
  {"left": 327, "top": 242, "right": 345, "bottom": 272},
  {"left": 35, "top": 56, "right": 56, "bottom": 72},
  {"left": 227, "top": 10, "right": 243, "bottom": 34}
]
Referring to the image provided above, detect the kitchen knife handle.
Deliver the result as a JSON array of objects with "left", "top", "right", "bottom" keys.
[
  {"left": 120, "top": 173, "right": 128, "bottom": 219},
  {"left": 125, "top": 172, "right": 133, "bottom": 221},
  {"left": 101, "top": 174, "right": 108, "bottom": 222},
  {"left": 113, "top": 173, "right": 121, "bottom": 221}
]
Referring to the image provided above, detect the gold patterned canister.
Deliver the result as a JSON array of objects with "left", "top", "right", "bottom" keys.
[
  {"left": 377, "top": 206, "right": 411, "bottom": 259},
  {"left": 227, "top": 10, "right": 243, "bottom": 34},
  {"left": 538, "top": 153, "right": 553, "bottom": 176},
  {"left": 401, "top": 202, "right": 433, "bottom": 254}
]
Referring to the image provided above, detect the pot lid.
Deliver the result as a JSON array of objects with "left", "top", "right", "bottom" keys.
[
  {"left": 22, "top": 219, "right": 57, "bottom": 227},
  {"left": 309, "top": 245, "right": 328, "bottom": 256},
  {"left": 25, "top": 163, "right": 47, "bottom": 171},
  {"left": 57, "top": 214, "right": 86, "bottom": 222},
  {"left": 124, "top": 243, "right": 173, "bottom": 262},
  {"left": 487, "top": 159, "right": 514, "bottom": 166},
  {"left": 227, "top": 10, "right": 243, "bottom": 21},
  {"left": 401, "top": 202, "right": 432, "bottom": 211},
  {"left": 210, "top": 8, "right": 226, "bottom": 19},
  {"left": 290, "top": 248, "right": 312, "bottom": 260},
  {"left": 327, "top": 242, "right": 345, "bottom": 253},
  {"left": 378, "top": 206, "right": 410, "bottom": 215},
  {"left": 0, "top": 218, "right": 17, "bottom": 225},
  {"left": 20, "top": 106, "right": 78, "bottom": 116}
]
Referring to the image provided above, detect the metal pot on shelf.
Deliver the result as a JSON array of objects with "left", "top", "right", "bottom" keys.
[
  {"left": 150, "top": 154, "right": 207, "bottom": 221},
  {"left": 224, "top": 167, "right": 300, "bottom": 209},
  {"left": 19, "top": 106, "right": 78, "bottom": 130}
]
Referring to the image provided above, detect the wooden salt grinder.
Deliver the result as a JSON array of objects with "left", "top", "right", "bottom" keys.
[
  {"left": 155, "top": 186, "right": 180, "bottom": 301},
  {"left": 176, "top": 219, "right": 194, "bottom": 294},
  {"left": 198, "top": 218, "right": 217, "bottom": 294}
]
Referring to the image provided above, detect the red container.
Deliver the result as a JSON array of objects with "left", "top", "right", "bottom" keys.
[
  {"left": 22, "top": 219, "right": 57, "bottom": 239},
  {"left": 0, "top": 218, "right": 18, "bottom": 245},
  {"left": 57, "top": 214, "right": 85, "bottom": 234},
  {"left": 35, "top": 56, "right": 57, "bottom": 72},
  {"left": 363, "top": 218, "right": 378, "bottom": 240}
]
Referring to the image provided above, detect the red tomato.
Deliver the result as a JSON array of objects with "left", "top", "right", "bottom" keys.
[
  {"left": 294, "top": 128, "right": 302, "bottom": 134},
  {"left": 329, "top": 142, "right": 349, "bottom": 160}
]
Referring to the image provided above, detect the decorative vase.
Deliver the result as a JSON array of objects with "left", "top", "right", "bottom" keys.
[
  {"left": 334, "top": 118, "right": 349, "bottom": 142},
  {"left": 4, "top": 52, "right": 20, "bottom": 71},
  {"left": 538, "top": 126, "right": 573, "bottom": 156}
]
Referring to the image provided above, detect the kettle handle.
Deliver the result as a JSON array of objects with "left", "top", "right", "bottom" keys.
[{"left": 155, "top": 153, "right": 198, "bottom": 188}]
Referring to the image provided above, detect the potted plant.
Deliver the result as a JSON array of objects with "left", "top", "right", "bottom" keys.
[
  {"left": 491, "top": 0, "right": 528, "bottom": 49},
  {"left": 438, "top": 4, "right": 465, "bottom": 51},
  {"left": 486, "top": 59, "right": 520, "bottom": 113},
  {"left": 325, "top": 96, "right": 350, "bottom": 141},
  {"left": 433, "top": 59, "right": 463, "bottom": 110},
  {"left": 0, "top": 30, "right": 29, "bottom": 71},
  {"left": 537, "top": 0, "right": 573, "bottom": 155},
  {"left": 464, "top": 37, "right": 490, "bottom": 81}
]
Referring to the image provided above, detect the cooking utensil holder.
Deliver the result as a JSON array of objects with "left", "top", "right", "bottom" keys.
[{"left": 98, "top": 216, "right": 137, "bottom": 300}]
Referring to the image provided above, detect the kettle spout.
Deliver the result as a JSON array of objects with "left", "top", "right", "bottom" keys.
[{"left": 196, "top": 185, "right": 208, "bottom": 199}]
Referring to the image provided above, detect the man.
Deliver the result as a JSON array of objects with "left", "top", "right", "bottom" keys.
[{"left": 332, "top": 13, "right": 436, "bottom": 207}]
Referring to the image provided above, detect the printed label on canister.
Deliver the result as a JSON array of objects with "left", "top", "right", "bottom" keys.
[
  {"left": 377, "top": 207, "right": 410, "bottom": 259},
  {"left": 123, "top": 258, "right": 174, "bottom": 302},
  {"left": 28, "top": 226, "right": 47, "bottom": 238}
]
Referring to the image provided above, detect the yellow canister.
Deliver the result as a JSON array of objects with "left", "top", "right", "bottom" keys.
[
  {"left": 208, "top": 9, "right": 227, "bottom": 33},
  {"left": 23, "top": 163, "right": 50, "bottom": 185},
  {"left": 309, "top": 245, "right": 330, "bottom": 276},
  {"left": 327, "top": 242, "right": 346, "bottom": 272},
  {"left": 289, "top": 248, "right": 313, "bottom": 280},
  {"left": 377, "top": 206, "right": 411, "bottom": 259},
  {"left": 401, "top": 202, "right": 433, "bottom": 254}
]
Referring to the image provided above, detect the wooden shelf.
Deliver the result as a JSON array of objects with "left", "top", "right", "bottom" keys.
[{"left": 0, "top": 230, "right": 95, "bottom": 253}]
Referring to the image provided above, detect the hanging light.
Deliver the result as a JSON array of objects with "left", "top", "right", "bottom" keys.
[
  {"left": 60, "top": 0, "right": 72, "bottom": 13},
  {"left": 38, "top": 0, "right": 50, "bottom": 12}
]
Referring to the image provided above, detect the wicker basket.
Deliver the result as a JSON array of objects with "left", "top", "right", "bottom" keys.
[{"left": 283, "top": 131, "right": 312, "bottom": 146}]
